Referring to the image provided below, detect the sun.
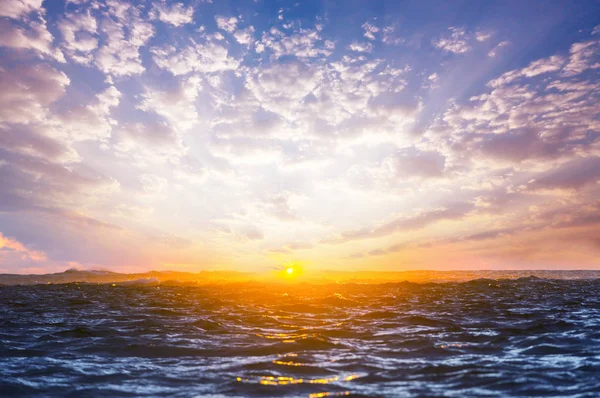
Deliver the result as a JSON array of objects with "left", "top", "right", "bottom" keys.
[{"left": 274, "top": 260, "right": 305, "bottom": 281}]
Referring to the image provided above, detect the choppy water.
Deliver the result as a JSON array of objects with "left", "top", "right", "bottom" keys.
[{"left": 2, "top": 277, "right": 600, "bottom": 397}]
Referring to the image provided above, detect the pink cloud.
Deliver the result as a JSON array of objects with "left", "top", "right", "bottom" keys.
[{"left": 0, "top": 232, "right": 47, "bottom": 262}]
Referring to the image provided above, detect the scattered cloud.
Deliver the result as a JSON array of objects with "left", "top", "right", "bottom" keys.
[
  {"left": 488, "top": 40, "right": 509, "bottom": 57},
  {"left": 151, "top": 38, "right": 240, "bottom": 75},
  {"left": 215, "top": 16, "right": 238, "bottom": 33},
  {"left": 0, "top": 0, "right": 44, "bottom": 19},
  {"left": 151, "top": 1, "right": 194, "bottom": 27},
  {"left": 348, "top": 41, "right": 373, "bottom": 52},
  {"left": 362, "top": 21, "right": 379, "bottom": 40},
  {"left": 0, "top": 15, "right": 65, "bottom": 62},
  {"left": 0, "top": 232, "right": 47, "bottom": 262},
  {"left": 0, "top": 0, "right": 599, "bottom": 271},
  {"left": 527, "top": 157, "right": 600, "bottom": 192},
  {"left": 433, "top": 27, "right": 470, "bottom": 54}
]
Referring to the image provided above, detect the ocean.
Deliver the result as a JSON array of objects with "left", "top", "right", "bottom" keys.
[{"left": 1, "top": 272, "right": 600, "bottom": 397}]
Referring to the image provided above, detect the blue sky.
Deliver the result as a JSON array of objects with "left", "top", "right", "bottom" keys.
[{"left": 0, "top": 0, "right": 599, "bottom": 273}]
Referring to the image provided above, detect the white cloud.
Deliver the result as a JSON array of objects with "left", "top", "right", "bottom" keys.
[
  {"left": 382, "top": 25, "right": 403, "bottom": 45},
  {"left": 94, "top": 1, "right": 154, "bottom": 76},
  {"left": 488, "top": 55, "right": 565, "bottom": 87},
  {"left": 138, "top": 76, "right": 202, "bottom": 131},
  {"left": 475, "top": 31, "right": 492, "bottom": 42},
  {"left": 488, "top": 40, "right": 509, "bottom": 57},
  {"left": 140, "top": 173, "right": 169, "bottom": 195},
  {"left": 562, "top": 40, "right": 600, "bottom": 76},
  {"left": 0, "top": 17, "right": 65, "bottom": 62},
  {"left": 385, "top": 149, "right": 446, "bottom": 179},
  {"left": 233, "top": 26, "right": 255, "bottom": 46},
  {"left": 245, "top": 59, "right": 321, "bottom": 121},
  {"left": 362, "top": 21, "right": 379, "bottom": 40},
  {"left": 59, "top": 9, "right": 98, "bottom": 64},
  {"left": 433, "top": 27, "right": 470, "bottom": 54},
  {"left": 53, "top": 85, "right": 122, "bottom": 142},
  {"left": 215, "top": 16, "right": 238, "bottom": 33},
  {"left": 0, "top": 0, "right": 43, "bottom": 19},
  {"left": 348, "top": 41, "right": 373, "bottom": 52},
  {"left": 152, "top": 39, "right": 240, "bottom": 75},
  {"left": 259, "top": 26, "right": 333, "bottom": 59},
  {"left": 151, "top": 1, "right": 194, "bottom": 27},
  {"left": 114, "top": 121, "right": 185, "bottom": 166},
  {"left": 1, "top": 1, "right": 598, "bottom": 270},
  {"left": 429, "top": 37, "right": 600, "bottom": 170},
  {"left": 0, "top": 64, "right": 70, "bottom": 124}
]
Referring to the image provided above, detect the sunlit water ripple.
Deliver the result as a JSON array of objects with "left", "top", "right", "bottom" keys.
[{"left": 2, "top": 276, "right": 600, "bottom": 397}]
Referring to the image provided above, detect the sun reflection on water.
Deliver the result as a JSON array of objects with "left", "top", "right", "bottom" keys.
[
  {"left": 309, "top": 392, "right": 350, "bottom": 398},
  {"left": 236, "top": 374, "right": 361, "bottom": 387}
]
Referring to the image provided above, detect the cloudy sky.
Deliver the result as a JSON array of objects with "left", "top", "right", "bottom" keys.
[{"left": 1, "top": 0, "right": 599, "bottom": 274}]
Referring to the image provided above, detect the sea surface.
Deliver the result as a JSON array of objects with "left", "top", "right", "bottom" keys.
[{"left": 2, "top": 273, "right": 600, "bottom": 397}]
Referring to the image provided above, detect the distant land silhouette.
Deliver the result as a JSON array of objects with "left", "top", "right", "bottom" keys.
[{"left": 2, "top": 268, "right": 600, "bottom": 285}]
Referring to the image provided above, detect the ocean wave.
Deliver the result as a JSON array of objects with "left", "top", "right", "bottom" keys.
[{"left": 2, "top": 277, "right": 600, "bottom": 396}]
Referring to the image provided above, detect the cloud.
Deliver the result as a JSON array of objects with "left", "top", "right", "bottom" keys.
[
  {"left": 0, "top": 148, "right": 118, "bottom": 213},
  {"left": 261, "top": 191, "right": 301, "bottom": 221},
  {"left": 0, "top": 63, "right": 70, "bottom": 124},
  {"left": 233, "top": 26, "right": 255, "bottom": 46},
  {"left": 0, "top": 0, "right": 43, "bottom": 19},
  {"left": 0, "top": 124, "right": 79, "bottom": 162},
  {"left": 0, "top": 17, "right": 65, "bottom": 62},
  {"left": 431, "top": 39, "right": 600, "bottom": 169},
  {"left": 245, "top": 58, "right": 321, "bottom": 120},
  {"left": 362, "top": 21, "right": 379, "bottom": 40},
  {"left": 140, "top": 173, "right": 168, "bottom": 194},
  {"left": 147, "top": 232, "right": 192, "bottom": 249},
  {"left": 433, "top": 27, "right": 470, "bottom": 54},
  {"left": 0, "top": 232, "right": 47, "bottom": 262},
  {"left": 58, "top": 8, "right": 98, "bottom": 64},
  {"left": 215, "top": 16, "right": 238, "bottom": 33},
  {"left": 475, "top": 31, "right": 492, "bottom": 42},
  {"left": 94, "top": 1, "right": 154, "bottom": 76},
  {"left": 151, "top": 38, "right": 240, "bottom": 75},
  {"left": 385, "top": 148, "right": 446, "bottom": 179},
  {"left": 488, "top": 40, "right": 509, "bottom": 57},
  {"left": 259, "top": 26, "right": 333, "bottom": 59},
  {"left": 382, "top": 25, "right": 403, "bottom": 45},
  {"left": 137, "top": 76, "right": 202, "bottom": 131},
  {"left": 349, "top": 200, "right": 600, "bottom": 261},
  {"left": 0, "top": 0, "right": 599, "bottom": 271},
  {"left": 562, "top": 40, "right": 600, "bottom": 76},
  {"left": 348, "top": 41, "right": 373, "bottom": 52},
  {"left": 488, "top": 55, "right": 565, "bottom": 87},
  {"left": 240, "top": 227, "right": 264, "bottom": 241},
  {"left": 325, "top": 202, "right": 473, "bottom": 244},
  {"left": 121, "top": 121, "right": 179, "bottom": 147},
  {"left": 54, "top": 85, "right": 122, "bottom": 142},
  {"left": 527, "top": 157, "right": 600, "bottom": 191},
  {"left": 151, "top": 1, "right": 194, "bottom": 27}
]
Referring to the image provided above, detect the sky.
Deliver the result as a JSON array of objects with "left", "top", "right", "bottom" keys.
[{"left": 0, "top": 0, "right": 599, "bottom": 274}]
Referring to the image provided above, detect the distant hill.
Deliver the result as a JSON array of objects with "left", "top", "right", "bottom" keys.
[
  {"left": 0, "top": 269, "right": 257, "bottom": 285},
  {"left": 1, "top": 268, "right": 599, "bottom": 285}
]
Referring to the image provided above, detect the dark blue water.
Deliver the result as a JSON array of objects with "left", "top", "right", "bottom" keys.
[{"left": 2, "top": 277, "right": 600, "bottom": 397}]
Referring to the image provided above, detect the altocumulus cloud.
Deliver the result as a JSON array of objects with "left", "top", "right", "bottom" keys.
[{"left": 0, "top": 0, "right": 599, "bottom": 272}]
